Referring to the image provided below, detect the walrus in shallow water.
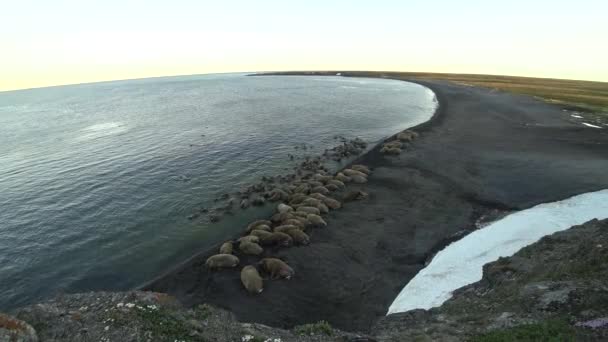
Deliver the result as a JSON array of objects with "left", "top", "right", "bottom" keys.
[
  {"left": 296, "top": 206, "right": 321, "bottom": 216},
  {"left": 247, "top": 220, "right": 272, "bottom": 232},
  {"left": 343, "top": 169, "right": 367, "bottom": 178},
  {"left": 219, "top": 241, "right": 233, "bottom": 254},
  {"left": 259, "top": 232, "right": 293, "bottom": 247},
  {"left": 205, "top": 254, "right": 239, "bottom": 269},
  {"left": 238, "top": 235, "right": 259, "bottom": 244},
  {"left": 306, "top": 214, "right": 327, "bottom": 228},
  {"left": 241, "top": 265, "right": 264, "bottom": 294},
  {"left": 239, "top": 241, "right": 264, "bottom": 255},
  {"left": 351, "top": 164, "right": 371, "bottom": 175},
  {"left": 259, "top": 258, "right": 294, "bottom": 280},
  {"left": 285, "top": 229, "right": 310, "bottom": 245}
]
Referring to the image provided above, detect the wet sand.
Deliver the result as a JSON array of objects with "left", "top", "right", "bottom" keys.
[{"left": 143, "top": 74, "right": 608, "bottom": 332}]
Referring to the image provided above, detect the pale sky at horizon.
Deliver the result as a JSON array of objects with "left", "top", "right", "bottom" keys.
[{"left": 1, "top": 0, "right": 607, "bottom": 91}]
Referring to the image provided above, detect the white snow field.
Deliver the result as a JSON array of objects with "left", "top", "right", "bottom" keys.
[{"left": 388, "top": 189, "right": 608, "bottom": 315}]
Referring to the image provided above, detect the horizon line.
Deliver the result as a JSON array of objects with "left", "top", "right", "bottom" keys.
[{"left": 2, "top": 69, "right": 607, "bottom": 93}]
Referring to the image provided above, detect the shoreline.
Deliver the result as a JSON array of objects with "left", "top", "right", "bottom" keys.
[
  {"left": 143, "top": 73, "right": 608, "bottom": 332},
  {"left": 138, "top": 78, "right": 442, "bottom": 291}
]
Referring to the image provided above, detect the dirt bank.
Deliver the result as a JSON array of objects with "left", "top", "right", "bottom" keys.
[{"left": 143, "top": 73, "right": 608, "bottom": 332}]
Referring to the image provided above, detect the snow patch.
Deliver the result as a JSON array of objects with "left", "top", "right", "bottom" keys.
[
  {"left": 387, "top": 189, "right": 608, "bottom": 315},
  {"left": 571, "top": 114, "right": 583, "bottom": 118},
  {"left": 582, "top": 122, "right": 602, "bottom": 128}
]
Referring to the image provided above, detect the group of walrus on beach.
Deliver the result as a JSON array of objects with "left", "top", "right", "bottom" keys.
[{"left": 205, "top": 129, "right": 419, "bottom": 294}]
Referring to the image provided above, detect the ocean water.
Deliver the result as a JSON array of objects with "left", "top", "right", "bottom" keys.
[{"left": 0, "top": 74, "right": 436, "bottom": 310}]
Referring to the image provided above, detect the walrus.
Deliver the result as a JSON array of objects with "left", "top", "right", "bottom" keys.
[
  {"left": 269, "top": 188, "right": 289, "bottom": 202},
  {"left": 316, "top": 202, "right": 330, "bottom": 214},
  {"left": 335, "top": 173, "right": 351, "bottom": 183},
  {"left": 247, "top": 220, "right": 272, "bottom": 232},
  {"left": 342, "top": 190, "right": 368, "bottom": 202},
  {"left": 296, "top": 206, "right": 321, "bottom": 216},
  {"left": 351, "top": 164, "right": 371, "bottom": 175},
  {"left": 259, "top": 232, "right": 293, "bottom": 247},
  {"left": 241, "top": 265, "right": 264, "bottom": 294},
  {"left": 323, "top": 197, "right": 341, "bottom": 210},
  {"left": 311, "top": 186, "right": 330, "bottom": 195},
  {"left": 288, "top": 193, "right": 308, "bottom": 205},
  {"left": 396, "top": 130, "right": 418, "bottom": 142},
  {"left": 307, "top": 181, "right": 324, "bottom": 188},
  {"left": 285, "top": 229, "right": 310, "bottom": 245},
  {"left": 282, "top": 218, "right": 306, "bottom": 228},
  {"left": 250, "top": 229, "right": 273, "bottom": 239},
  {"left": 383, "top": 140, "right": 403, "bottom": 149},
  {"left": 326, "top": 179, "right": 345, "bottom": 189},
  {"left": 205, "top": 254, "right": 239, "bottom": 269},
  {"left": 239, "top": 241, "right": 264, "bottom": 255},
  {"left": 380, "top": 146, "right": 401, "bottom": 155},
  {"left": 271, "top": 211, "right": 295, "bottom": 223},
  {"left": 325, "top": 184, "right": 339, "bottom": 192},
  {"left": 306, "top": 214, "right": 327, "bottom": 228},
  {"left": 237, "top": 235, "right": 259, "bottom": 244},
  {"left": 259, "top": 258, "right": 295, "bottom": 280},
  {"left": 294, "top": 184, "right": 310, "bottom": 194},
  {"left": 273, "top": 224, "right": 299, "bottom": 233},
  {"left": 343, "top": 169, "right": 367, "bottom": 178},
  {"left": 302, "top": 198, "right": 322, "bottom": 207},
  {"left": 350, "top": 174, "right": 368, "bottom": 184},
  {"left": 313, "top": 174, "right": 333, "bottom": 183},
  {"left": 219, "top": 241, "right": 233, "bottom": 254},
  {"left": 240, "top": 199, "right": 250, "bottom": 209},
  {"left": 277, "top": 203, "right": 294, "bottom": 214},
  {"left": 292, "top": 211, "right": 309, "bottom": 219}
]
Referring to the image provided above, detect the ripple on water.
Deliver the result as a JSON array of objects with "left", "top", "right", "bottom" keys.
[{"left": 0, "top": 74, "right": 437, "bottom": 310}]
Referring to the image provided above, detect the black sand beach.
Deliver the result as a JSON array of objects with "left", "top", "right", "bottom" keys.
[{"left": 144, "top": 75, "right": 608, "bottom": 332}]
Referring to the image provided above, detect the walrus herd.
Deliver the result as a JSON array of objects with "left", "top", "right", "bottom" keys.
[
  {"left": 380, "top": 129, "right": 419, "bottom": 155},
  {"left": 204, "top": 129, "right": 419, "bottom": 294}
]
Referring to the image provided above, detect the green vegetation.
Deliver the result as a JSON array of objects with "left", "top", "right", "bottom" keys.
[
  {"left": 105, "top": 303, "right": 212, "bottom": 341},
  {"left": 399, "top": 72, "right": 608, "bottom": 112},
  {"left": 470, "top": 319, "right": 576, "bottom": 342},
  {"left": 293, "top": 320, "right": 333, "bottom": 336}
]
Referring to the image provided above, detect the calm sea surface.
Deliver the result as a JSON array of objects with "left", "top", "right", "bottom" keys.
[{"left": 0, "top": 74, "right": 436, "bottom": 309}]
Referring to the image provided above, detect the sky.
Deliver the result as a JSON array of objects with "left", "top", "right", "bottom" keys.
[{"left": 1, "top": 0, "right": 607, "bottom": 91}]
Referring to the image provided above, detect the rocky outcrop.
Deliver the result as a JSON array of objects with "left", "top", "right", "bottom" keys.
[
  {"left": 10, "top": 291, "right": 371, "bottom": 342},
  {"left": 4, "top": 219, "right": 607, "bottom": 341}
]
